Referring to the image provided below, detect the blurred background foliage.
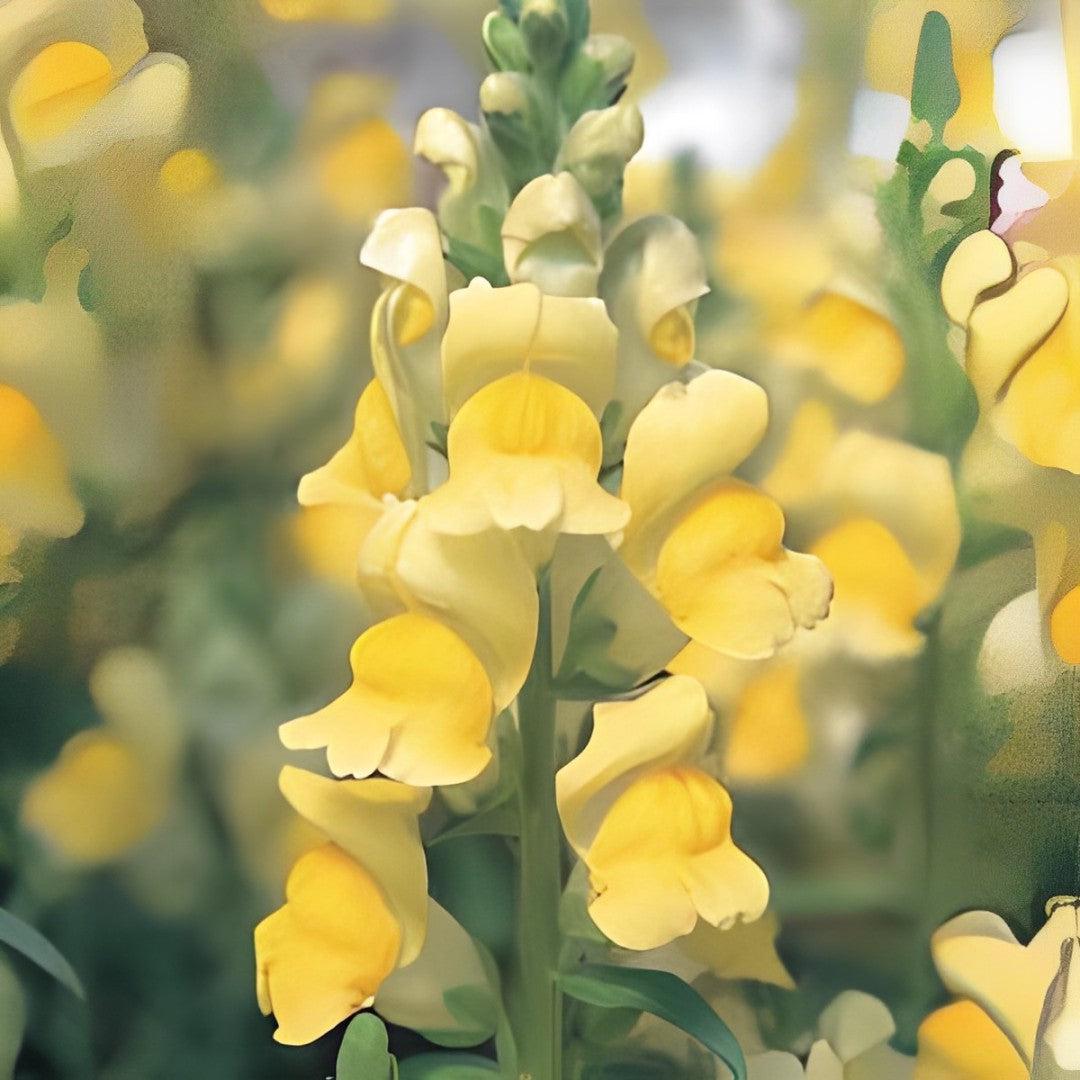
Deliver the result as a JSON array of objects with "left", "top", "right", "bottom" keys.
[{"left": 1, "top": 0, "right": 1077, "bottom": 1076}]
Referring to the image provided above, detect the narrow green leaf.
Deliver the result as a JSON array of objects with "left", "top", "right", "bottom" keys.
[
  {"left": 397, "top": 1052, "right": 499, "bottom": 1079},
  {"left": 337, "top": 1013, "right": 397, "bottom": 1080},
  {"left": 558, "top": 964, "right": 746, "bottom": 1079},
  {"left": 910, "top": 11, "right": 960, "bottom": 137},
  {"left": 0, "top": 908, "right": 84, "bottom": 1000}
]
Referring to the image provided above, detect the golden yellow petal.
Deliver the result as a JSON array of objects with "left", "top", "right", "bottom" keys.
[
  {"left": 761, "top": 399, "right": 837, "bottom": 510},
  {"left": 158, "top": 148, "right": 219, "bottom": 196},
  {"left": 260, "top": 0, "right": 392, "bottom": 22},
  {"left": 915, "top": 1001, "right": 1027, "bottom": 1080},
  {"left": 297, "top": 378, "right": 411, "bottom": 509},
  {"left": 771, "top": 292, "right": 905, "bottom": 404},
  {"left": 655, "top": 482, "right": 832, "bottom": 660},
  {"left": 281, "top": 612, "right": 493, "bottom": 786},
  {"left": 21, "top": 731, "right": 165, "bottom": 865},
  {"left": 430, "top": 372, "right": 627, "bottom": 536},
  {"left": 0, "top": 384, "right": 83, "bottom": 541},
  {"left": 586, "top": 766, "right": 768, "bottom": 950},
  {"left": 255, "top": 843, "right": 401, "bottom": 1045},
  {"left": 727, "top": 661, "right": 809, "bottom": 783},
  {"left": 556, "top": 675, "right": 714, "bottom": 857},
  {"left": 10, "top": 43, "right": 115, "bottom": 143},
  {"left": 941, "top": 230, "right": 1014, "bottom": 326},
  {"left": 1050, "top": 586, "right": 1080, "bottom": 665},
  {"left": 277, "top": 766, "right": 430, "bottom": 965}
]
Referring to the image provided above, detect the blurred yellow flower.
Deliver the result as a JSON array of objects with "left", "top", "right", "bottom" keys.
[
  {"left": 556, "top": 676, "right": 768, "bottom": 951},
  {"left": 620, "top": 371, "right": 831, "bottom": 659},
  {"left": 259, "top": 0, "right": 392, "bottom": 22},
  {"left": 915, "top": 1000, "right": 1026, "bottom": 1079}
]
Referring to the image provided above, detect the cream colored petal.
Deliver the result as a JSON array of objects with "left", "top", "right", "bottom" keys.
[
  {"left": 620, "top": 371, "right": 768, "bottom": 577},
  {"left": 358, "top": 498, "right": 538, "bottom": 710},
  {"left": 931, "top": 907, "right": 1074, "bottom": 1066},
  {"left": 978, "top": 590, "right": 1060, "bottom": 695},
  {"left": 599, "top": 216, "right": 709, "bottom": 446},
  {"left": 555, "top": 675, "right": 713, "bottom": 856},
  {"left": 805, "top": 1041, "right": 844, "bottom": 1080},
  {"left": 817, "top": 991, "right": 895, "bottom": 1064},
  {"left": 376, "top": 898, "right": 491, "bottom": 1037},
  {"left": 441, "top": 280, "right": 617, "bottom": 419},
  {"left": 278, "top": 765, "right": 430, "bottom": 965},
  {"left": 966, "top": 265, "right": 1068, "bottom": 406},
  {"left": 677, "top": 910, "right": 795, "bottom": 989},
  {"left": 941, "top": 230, "right": 1014, "bottom": 325},
  {"left": 748, "top": 1052, "right": 806, "bottom": 1080},
  {"left": 501, "top": 172, "right": 603, "bottom": 297}
]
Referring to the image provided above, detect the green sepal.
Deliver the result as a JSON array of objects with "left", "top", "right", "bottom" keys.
[
  {"left": 482, "top": 11, "right": 530, "bottom": 72},
  {"left": 557, "top": 964, "right": 747, "bottom": 1079},
  {"left": 397, "top": 1052, "right": 499, "bottom": 1079},
  {"left": 336, "top": 1014, "right": 398, "bottom": 1080},
  {"left": 0, "top": 907, "right": 85, "bottom": 1000},
  {"left": 429, "top": 800, "right": 519, "bottom": 847},
  {"left": 910, "top": 10, "right": 960, "bottom": 138},
  {"left": 564, "top": 0, "right": 589, "bottom": 45}
]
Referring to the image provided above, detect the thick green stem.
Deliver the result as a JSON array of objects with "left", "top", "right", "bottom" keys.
[{"left": 511, "top": 573, "right": 563, "bottom": 1080}]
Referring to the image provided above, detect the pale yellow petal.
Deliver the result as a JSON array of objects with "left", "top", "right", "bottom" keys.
[
  {"left": 762, "top": 399, "right": 838, "bottom": 511},
  {"left": 654, "top": 482, "right": 832, "bottom": 660},
  {"left": 277, "top": 765, "right": 430, "bottom": 964},
  {"left": 358, "top": 498, "right": 538, "bottom": 709},
  {"left": 441, "top": 280, "right": 616, "bottom": 420},
  {"left": 941, "top": 230, "right": 1014, "bottom": 325},
  {"left": 915, "top": 1001, "right": 1027, "bottom": 1080},
  {"left": 255, "top": 843, "right": 400, "bottom": 1045},
  {"left": 677, "top": 910, "right": 795, "bottom": 989},
  {"left": 620, "top": 371, "right": 769, "bottom": 577},
  {"left": 501, "top": 172, "right": 603, "bottom": 297},
  {"left": 556, "top": 675, "right": 713, "bottom": 856},
  {"left": 280, "top": 613, "right": 493, "bottom": 786},
  {"left": 726, "top": 661, "right": 810, "bottom": 782}
]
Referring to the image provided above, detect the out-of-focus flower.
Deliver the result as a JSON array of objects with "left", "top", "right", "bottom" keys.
[
  {"left": 619, "top": 370, "right": 832, "bottom": 660},
  {"left": 21, "top": 648, "right": 181, "bottom": 864},
  {"left": 259, "top": 0, "right": 392, "bottom": 24},
  {"left": 915, "top": 1000, "right": 1027, "bottom": 1079},
  {"left": 0, "top": 0, "right": 189, "bottom": 211},
  {"left": 555, "top": 675, "right": 769, "bottom": 951},
  {"left": 750, "top": 991, "right": 913, "bottom": 1079},
  {"left": 0, "top": 383, "right": 83, "bottom": 579},
  {"left": 924, "top": 898, "right": 1080, "bottom": 1076},
  {"left": 255, "top": 766, "right": 430, "bottom": 1044}
]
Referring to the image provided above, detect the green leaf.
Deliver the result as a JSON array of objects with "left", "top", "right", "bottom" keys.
[
  {"left": 337, "top": 1014, "right": 397, "bottom": 1080},
  {"left": 429, "top": 799, "right": 518, "bottom": 847},
  {"left": 428, "top": 836, "right": 515, "bottom": 955},
  {"left": 397, "top": 1052, "right": 499, "bottom": 1079},
  {"left": 445, "top": 235, "right": 508, "bottom": 287},
  {"left": 910, "top": 11, "right": 960, "bottom": 137},
  {"left": 0, "top": 907, "right": 84, "bottom": 1000},
  {"left": 558, "top": 964, "right": 746, "bottom": 1079}
]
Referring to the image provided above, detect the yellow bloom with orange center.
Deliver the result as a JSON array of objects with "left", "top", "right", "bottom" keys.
[{"left": 556, "top": 676, "right": 768, "bottom": 950}]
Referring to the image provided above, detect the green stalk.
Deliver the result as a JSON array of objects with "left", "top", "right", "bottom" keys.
[{"left": 510, "top": 572, "right": 563, "bottom": 1080}]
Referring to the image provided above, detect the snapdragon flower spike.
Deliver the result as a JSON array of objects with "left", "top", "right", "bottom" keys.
[
  {"left": 556, "top": 676, "right": 769, "bottom": 950},
  {"left": 619, "top": 370, "right": 832, "bottom": 660}
]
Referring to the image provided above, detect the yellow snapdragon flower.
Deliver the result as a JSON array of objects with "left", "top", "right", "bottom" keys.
[
  {"left": 619, "top": 371, "right": 832, "bottom": 660},
  {"left": 255, "top": 766, "right": 430, "bottom": 1044},
  {"left": 555, "top": 675, "right": 768, "bottom": 950}
]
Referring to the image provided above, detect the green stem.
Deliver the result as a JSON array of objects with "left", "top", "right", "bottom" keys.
[{"left": 511, "top": 572, "right": 563, "bottom": 1080}]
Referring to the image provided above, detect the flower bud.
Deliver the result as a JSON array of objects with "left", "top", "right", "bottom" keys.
[
  {"left": 556, "top": 101, "right": 643, "bottom": 216},
  {"left": 520, "top": 0, "right": 568, "bottom": 69}
]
